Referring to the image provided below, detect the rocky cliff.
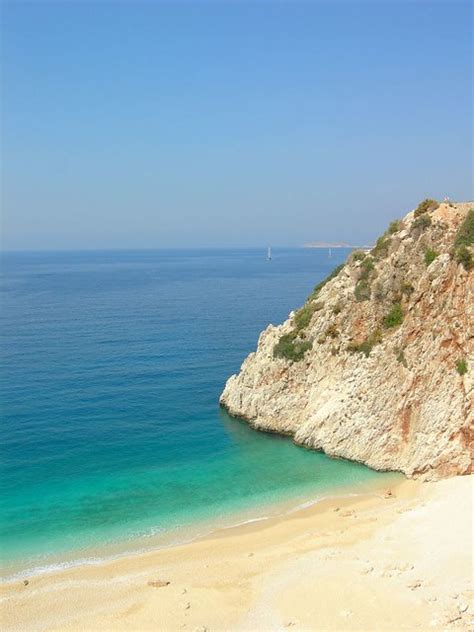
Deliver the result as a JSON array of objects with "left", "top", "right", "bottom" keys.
[{"left": 220, "top": 201, "right": 473, "bottom": 480}]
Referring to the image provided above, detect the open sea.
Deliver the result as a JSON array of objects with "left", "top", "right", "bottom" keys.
[{"left": 0, "top": 248, "right": 398, "bottom": 579}]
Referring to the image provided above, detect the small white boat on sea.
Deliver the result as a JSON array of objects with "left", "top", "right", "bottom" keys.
[{"left": 267, "top": 246, "right": 272, "bottom": 261}]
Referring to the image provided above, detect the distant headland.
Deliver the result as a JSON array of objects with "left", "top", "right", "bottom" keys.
[{"left": 303, "top": 241, "right": 361, "bottom": 249}]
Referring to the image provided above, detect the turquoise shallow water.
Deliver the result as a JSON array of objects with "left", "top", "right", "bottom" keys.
[{"left": 1, "top": 248, "right": 398, "bottom": 577}]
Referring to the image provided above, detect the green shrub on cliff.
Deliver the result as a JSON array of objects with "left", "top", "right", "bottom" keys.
[
  {"left": 371, "top": 235, "right": 391, "bottom": 258},
  {"left": 454, "top": 209, "right": 474, "bottom": 248},
  {"left": 455, "top": 246, "right": 473, "bottom": 271},
  {"left": 456, "top": 358, "right": 468, "bottom": 376},
  {"left": 395, "top": 347, "right": 408, "bottom": 368},
  {"left": 414, "top": 198, "right": 439, "bottom": 217},
  {"left": 351, "top": 250, "right": 366, "bottom": 262},
  {"left": 452, "top": 210, "right": 474, "bottom": 270},
  {"left": 294, "top": 302, "right": 317, "bottom": 330},
  {"left": 354, "top": 257, "right": 375, "bottom": 301},
  {"left": 401, "top": 281, "right": 415, "bottom": 296},
  {"left": 347, "top": 329, "right": 382, "bottom": 357},
  {"left": 273, "top": 332, "right": 312, "bottom": 362},
  {"left": 388, "top": 220, "right": 401, "bottom": 234},
  {"left": 412, "top": 215, "right": 432, "bottom": 231},
  {"left": 359, "top": 256, "right": 375, "bottom": 279},
  {"left": 294, "top": 300, "right": 324, "bottom": 330},
  {"left": 383, "top": 302, "right": 403, "bottom": 328},
  {"left": 424, "top": 248, "right": 438, "bottom": 266},
  {"left": 325, "top": 323, "right": 339, "bottom": 338},
  {"left": 369, "top": 218, "right": 403, "bottom": 260}
]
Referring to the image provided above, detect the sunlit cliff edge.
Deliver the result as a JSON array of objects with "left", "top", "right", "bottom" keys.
[{"left": 221, "top": 201, "right": 473, "bottom": 480}]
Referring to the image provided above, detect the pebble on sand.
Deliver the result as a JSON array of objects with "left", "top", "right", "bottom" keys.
[
  {"left": 340, "top": 510, "right": 355, "bottom": 517},
  {"left": 407, "top": 580, "right": 422, "bottom": 590}
]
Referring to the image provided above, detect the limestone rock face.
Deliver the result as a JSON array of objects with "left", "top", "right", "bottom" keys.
[{"left": 220, "top": 202, "right": 474, "bottom": 480}]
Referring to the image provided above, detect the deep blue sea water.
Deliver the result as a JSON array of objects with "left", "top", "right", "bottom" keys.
[{"left": 1, "top": 248, "right": 398, "bottom": 578}]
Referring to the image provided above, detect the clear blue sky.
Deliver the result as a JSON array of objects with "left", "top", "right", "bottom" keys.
[{"left": 2, "top": 0, "right": 472, "bottom": 250}]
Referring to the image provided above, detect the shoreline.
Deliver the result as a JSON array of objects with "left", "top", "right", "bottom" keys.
[
  {"left": 2, "top": 475, "right": 471, "bottom": 631},
  {"left": 1, "top": 473, "right": 400, "bottom": 582}
]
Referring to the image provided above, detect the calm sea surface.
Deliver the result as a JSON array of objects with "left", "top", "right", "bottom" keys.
[{"left": 1, "top": 248, "right": 398, "bottom": 577}]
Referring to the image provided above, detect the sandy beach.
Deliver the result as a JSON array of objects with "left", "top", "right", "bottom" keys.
[{"left": 1, "top": 475, "right": 472, "bottom": 632}]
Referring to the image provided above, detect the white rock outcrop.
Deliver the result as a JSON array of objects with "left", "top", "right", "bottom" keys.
[{"left": 220, "top": 202, "right": 473, "bottom": 480}]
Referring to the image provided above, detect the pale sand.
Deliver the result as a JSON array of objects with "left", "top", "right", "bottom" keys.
[{"left": 1, "top": 476, "right": 472, "bottom": 631}]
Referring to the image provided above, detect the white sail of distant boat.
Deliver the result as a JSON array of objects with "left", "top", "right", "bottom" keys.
[
  {"left": 267, "top": 246, "right": 272, "bottom": 260},
  {"left": 328, "top": 247, "right": 332, "bottom": 258}
]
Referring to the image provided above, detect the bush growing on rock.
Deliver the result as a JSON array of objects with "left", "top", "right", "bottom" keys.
[
  {"left": 347, "top": 329, "right": 382, "bottom": 357},
  {"left": 351, "top": 250, "right": 366, "bottom": 262},
  {"left": 325, "top": 323, "right": 339, "bottom": 338},
  {"left": 453, "top": 209, "right": 474, "bottom": 248},
  {"left": 388, "top": 220, "right": 401, "bottom": 234},
  {"left": 359, "top": 256, "right": 375, "bottom": 278},
  {"left": 456, "top": 358, "right": 468, "bottom": 375},
  {"left": 372, "top": 235, "right": 391, "bottom": 258},
  {"left": 371, "top": 218, "right": 404, "bottom": 261},
  {"left": 395, "top": 348, "right": 408, "bottom": 368},
  {"left": 273, "top": 332, "right": 312, "bottom": 362},
  {"left": 412, "top": 215, "right": 432, "bottom": 231},
  {"left": 347, "top": 340, "right": 371, "bottom": 357},
  {"left": 414, "top": 198, "right": 439, "bottom": 217},
  {"left": 424, "top": 248, "right": 439, "bottom": 266},
  {"left": 294, "top": 301, "right": 319, "bottom": 330},
  {"left": 401, "top": 281, "right": 415, "bottom": 296},
  {"left": 454, "top": 246, "right": 473, "bottom": 271},
  {"left": 383, "top": 303, "right": 404, "bottom": 328},
  {"left": 452, "top": 210, "right": 474, "bottom": 270},
  {"left": 354, "top": 257, "right": 375, "bottom": 301}
]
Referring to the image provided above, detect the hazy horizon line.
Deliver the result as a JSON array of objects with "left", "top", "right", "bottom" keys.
[{"left": 1, "top": 244, "right": 367, "bottom": 255}]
